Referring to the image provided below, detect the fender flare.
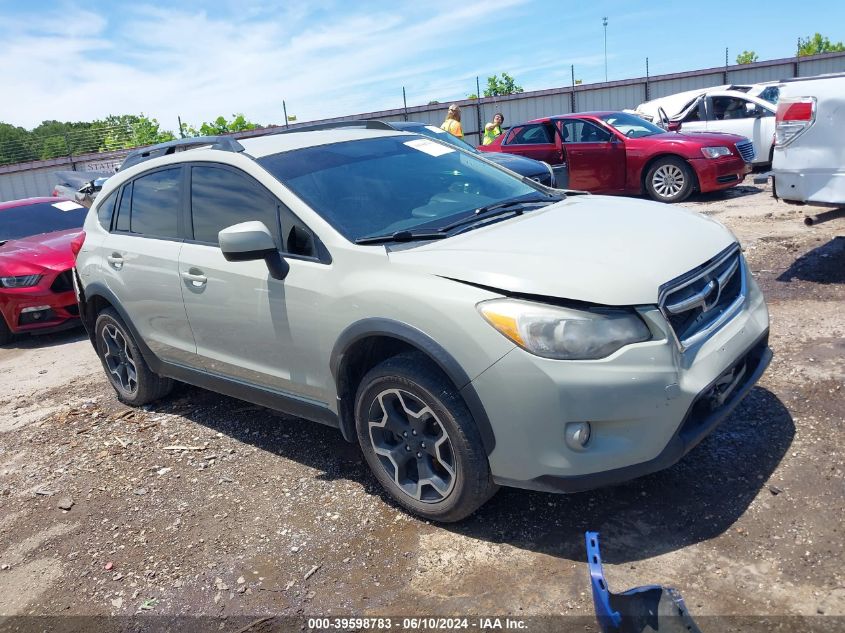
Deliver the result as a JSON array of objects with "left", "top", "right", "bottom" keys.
[{"left": 330, "top": 318, "right": 496, "bottom": 455}]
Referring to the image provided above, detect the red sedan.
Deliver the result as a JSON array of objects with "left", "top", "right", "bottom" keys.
[
  {"left": 477, "top": 111, "right": 753, "bottom": 203},
  {"left": 0, "top": 197, "right": 87, "bottom": 345}
]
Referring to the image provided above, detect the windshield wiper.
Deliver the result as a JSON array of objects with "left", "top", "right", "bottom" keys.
[
  {"left": 355, "top": 230, "right": 447, "bottom": 245},
  {"left": 439, "top": 195, "right": 557, "bottom": 233}
]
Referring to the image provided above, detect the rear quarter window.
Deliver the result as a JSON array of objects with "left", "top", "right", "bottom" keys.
[
  {"left": 96, "top": 191, "right": 118, "bottom": 230},
  {"left": 129, "top": 168, "right": 181, "bottom": 239}
]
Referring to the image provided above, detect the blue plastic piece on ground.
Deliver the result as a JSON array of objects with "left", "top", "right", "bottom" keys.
[{"left": 585, "top": 531, "right": 703, "bottom": 633}]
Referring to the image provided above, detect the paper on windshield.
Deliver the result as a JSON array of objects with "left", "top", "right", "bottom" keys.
[
  {"left": 404, "top": 139, "right": 455, "bottom": 157},
  {"left": 52, "top": 200, "right": 85, "bottom": 212},
  {"left": 424, "top": 125, "right": 448, "bottom": 135}
]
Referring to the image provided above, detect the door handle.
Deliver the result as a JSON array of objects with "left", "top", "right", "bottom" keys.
[
  {"left": 181, "top": 270, "right": 208, "bottom": 287},
  {"left": 107, "top": 253, "right": 123, "bottom": 270}
]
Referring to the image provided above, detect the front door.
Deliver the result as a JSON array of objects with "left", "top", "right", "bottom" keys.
[
  {"left": 178, "top": 164, "right": 331, "bottom": 403},
  {"left": 556, "top": 119, "right": 626, "bottom": 192},
  {"left": 500, "top": 122, "right": 564, "bottom": 165}
]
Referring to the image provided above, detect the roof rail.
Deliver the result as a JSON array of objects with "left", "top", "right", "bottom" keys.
[
  {"left": 118, "top": 136, "right": 246, "bottom": 171},
  {"left": 263, "top": 120, "right": 396, "bottom": 135}
]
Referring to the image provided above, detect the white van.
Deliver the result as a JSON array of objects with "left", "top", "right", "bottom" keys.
[{"left": 772, "top": 74, "right": 845, "bottom": 206}]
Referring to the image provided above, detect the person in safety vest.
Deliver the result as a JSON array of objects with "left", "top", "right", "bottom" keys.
[
  {"left": 440, "top": 104, "right": 463, "bottom": 138},
  {"left": 482, "top": 112, "right": 504, "bottom": 145}
]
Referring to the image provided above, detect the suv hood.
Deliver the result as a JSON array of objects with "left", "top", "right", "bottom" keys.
[
  {"left": 388, "top": 195, "right": 735, "bottom": 305},
  {"left": 0, "top": 229, "right": 79, "bottom": 277}
]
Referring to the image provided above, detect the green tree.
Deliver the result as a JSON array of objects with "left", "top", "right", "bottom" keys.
[
  {"left": 797, "top": 33, "right": 845, "bottom": 56},
  {"left": 736, "top": 50, "right": 758, "bottom": 64},
  {"left": 193, "top": 113, "right": 261, "bottom": 136},
  {"left": 100, "top": 115, "right": 175, "bottom": 150},
  {"left": 0, "top": 123, "right": 37, "bottom": 165},
  {"left": 483, "top": 73, "right": 524, "bottom": 97}
]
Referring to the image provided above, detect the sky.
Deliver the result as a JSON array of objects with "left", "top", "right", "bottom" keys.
[{"left": 1, "top": 0, "right": 843, "bottom": 130}]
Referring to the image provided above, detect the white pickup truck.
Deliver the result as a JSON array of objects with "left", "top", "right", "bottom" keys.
[{"left": 772, "top": 74, "right": 845, "bottom": 209}]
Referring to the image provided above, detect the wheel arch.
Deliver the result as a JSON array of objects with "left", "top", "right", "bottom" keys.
[
  {"left": 78, "top": 281, "right": 158, "bottom": 368},
  {"left": 330, "top": 319, "right": 496, "bottom": 455},
  {"left": 640, "top": 153, "right": 701, "bottom": 194}
]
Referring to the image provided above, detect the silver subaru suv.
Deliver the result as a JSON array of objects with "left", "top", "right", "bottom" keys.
[{"left": 74, "top": 122, "right": 771, "bottom": 521}]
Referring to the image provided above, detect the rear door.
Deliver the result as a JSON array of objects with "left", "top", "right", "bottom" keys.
[
  {"left": 100, "top": 166, "right": 196, "bottom": 364},
  {"left": 500, "top": 122, "right": 564, "bottom": 165},
  {"left": 178, "top": 164, "right": 332, "bottom": 402},
  {"left": 556, "top": 118, "right": 626, "bottom": 192}
]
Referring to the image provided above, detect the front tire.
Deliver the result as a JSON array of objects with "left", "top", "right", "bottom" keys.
[
  {"left": 645, "top": 156, "right": 694, "bottom": 203},
  {"left": 94, "top": 308, "right": 173, "bottom": 406},
  {"left": 354, "top": 353, "right": 497, "bottom": 522}
]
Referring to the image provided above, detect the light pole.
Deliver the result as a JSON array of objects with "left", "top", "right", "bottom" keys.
[{"left": 602, "top": 16, "right": 608, "bottom": 82}]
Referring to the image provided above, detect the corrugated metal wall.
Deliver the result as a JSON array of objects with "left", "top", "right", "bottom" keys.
[
  {"left": 3, "top": 51, "right": 845, "bottom": 201},
  {"left": 0, "top": 165, "right": 63, "bottom": 201}
]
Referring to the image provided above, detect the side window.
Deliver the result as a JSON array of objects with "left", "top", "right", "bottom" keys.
[
  {"left": 504, "top": 126, "right": 524, "bottom": 144},
  {"left": 560, "top": 120, "right": 611, "bottom": 143},
  {"left": 191, "top": 166, "right": 279, "bottom": 245},
  {"left": 681, "top": 99, "right": 702, "bottom": 122},
  {"left": 509, "top": 124, "right": 553, "bottom": 145},
  {"left": 711, "top": 96, "right": 755, "bottom": 120},
  {"left": 130, "top": 168, "right": 181, "bottom": 239},
  {"left": 96, "top": 190, "right": 118, "bottom": 230},
  {"left": 575, "top": 121, "right": 611, "bottom": 143},
  {"left": 114, "top": 183, "right": 132, "bottom": 232},
  {"left": 559, "top": 120, "right": 576, "bottom": 142},
  {"left": 190, "top": 166, "right": 317, "bottom": 258}
]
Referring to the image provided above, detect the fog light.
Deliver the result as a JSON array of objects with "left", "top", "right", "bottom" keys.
[{"left": 565, "top": 422, "right": 592, "bottom": 451}]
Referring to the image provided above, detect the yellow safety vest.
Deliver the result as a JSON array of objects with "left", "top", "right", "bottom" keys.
[
  {"left": 482, "top": 125, "right": 502, "bottom": 145},
  {"left": 441, "top": 119, "right": 463, "bottom": 138}
]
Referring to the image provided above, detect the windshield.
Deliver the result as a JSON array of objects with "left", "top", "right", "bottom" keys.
[
  {"left": 601, "top": 112, "right": 665, "bottom": 138},
  {"left": 258, "top": 135, "right": 539, "bottom": 242},
  {"left": 0, "top": 201, "right": 87, "bottom": 242}
]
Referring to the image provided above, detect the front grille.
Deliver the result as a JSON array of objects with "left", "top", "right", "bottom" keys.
[
  {"left": 50, "top": 270, "right": 74, "bottom": 293},
  {"left": 659, "top": 245, "right": 746, "bottom": 350},
  {"left": 716, "top": 174, "right": 739, "bottom": 184},
  {"left": 735, "top": 140, "right": 755, "bottom": 163}
]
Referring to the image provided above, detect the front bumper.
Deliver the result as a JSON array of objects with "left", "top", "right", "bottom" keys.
[
  {"left": 691, "top": 156, "right": 750, "bottom": 193},
  {"left": 468, "top": 272, "right": 771, "bottom": 492},
  {"left": 0, "top": 273, "right": 80, "bottom": 335}
]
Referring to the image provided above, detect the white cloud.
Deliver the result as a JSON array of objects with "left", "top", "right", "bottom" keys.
[{"left": 0, "top": 0, "right": 530, "bottom": 129}]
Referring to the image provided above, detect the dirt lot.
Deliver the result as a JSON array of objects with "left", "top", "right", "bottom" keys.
[{"left": 0, "top": 182, "right": 843, "bottom": 631}]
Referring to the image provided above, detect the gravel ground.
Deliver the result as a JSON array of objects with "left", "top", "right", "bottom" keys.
[{"left": 0, "top": 182, "right": 843, "bottom": 631}]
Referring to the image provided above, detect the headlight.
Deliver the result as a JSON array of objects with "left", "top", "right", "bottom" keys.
[
  {"left": 701, "top": 146, "right": 732, "bottom": 159},
  {"left": 478, "top": 299, "right": 651, "bottom": 360},
  {"left": 1, "top": 275, "right": 42, "bottom": 288}
]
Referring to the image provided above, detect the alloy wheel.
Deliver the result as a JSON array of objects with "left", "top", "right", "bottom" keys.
[
  {"left": 102, "top": 324, "right": 138, "bottom": 394},
  {"left": 652, "top": 164, "right": 686, "bottom": 198},
  {"left": 367, "top": 388, "right": 456, "bottom": 503}
]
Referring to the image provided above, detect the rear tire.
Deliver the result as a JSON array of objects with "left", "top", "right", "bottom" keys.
[
  {"left": 354, "top": 352, "right": 497, "bottom": 522},
  {"left": 94, "top": 308, "right": 173, "bottom": 406},
  {"left": 645, "top": 156, "right": 694, "bottom": 203}
]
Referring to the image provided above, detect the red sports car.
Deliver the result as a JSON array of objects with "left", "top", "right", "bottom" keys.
[
  {"left": 0, "top": 197, "right": 87, "bottom": 345},
  {"left": 477, "top": 111, "right": 753, "bottom": 203}
]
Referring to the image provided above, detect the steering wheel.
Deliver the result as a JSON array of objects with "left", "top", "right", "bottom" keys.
[
  {"left": 625, "top": 129, "right": 637, "bottom": 138},
  {"left": 657, "top": 107, "right": 670, "bottom": 130}
]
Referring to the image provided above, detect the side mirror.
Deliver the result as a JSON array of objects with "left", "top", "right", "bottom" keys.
[
  {"left": 667, "top": 121, "right": 682, "bottom": 132},
  {"left": 219, "top": 221, "right": 289, "bottom": 280}
]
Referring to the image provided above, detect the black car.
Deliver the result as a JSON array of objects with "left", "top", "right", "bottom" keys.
[{"left": 386, "top": 121, "right": 560, "bottom": 187}]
